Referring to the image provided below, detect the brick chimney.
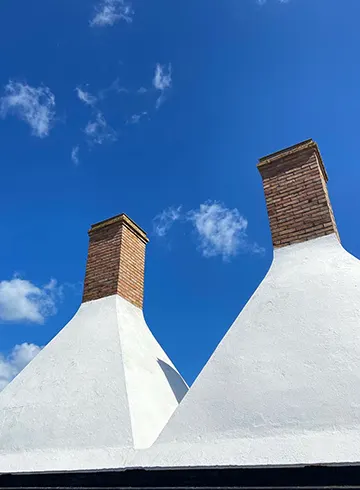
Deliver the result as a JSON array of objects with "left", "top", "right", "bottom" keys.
[
  {"left": 82, "top": 213, "right": 149, "bottom": 308},
  {"left": 257, "top": 139, "right": 339, "bottom": 248}
]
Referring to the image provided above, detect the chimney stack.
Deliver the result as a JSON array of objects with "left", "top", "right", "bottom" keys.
[
  {"left": 82, "top": 213, "right": 149, "bottom": 308},
  {"left": 257, "top": 139, "right": 338, "bottom": 248}
]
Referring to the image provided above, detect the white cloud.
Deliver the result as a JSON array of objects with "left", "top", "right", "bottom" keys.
[
  {"left": 84, "top": 111, "right": 117, "bottom": 145},
  {"left": 75, "top": 87, "right": 97, "bottom": 107},
  {"left": 154, "top": 202, "right": 264, "bottom": 260},
  {"left": 188, "top": 202, "right": 249, "bottom": 260},
  {"left": 188, "top": 201, "right": 265, "bottom": 260},
  {"left": 0, "top": 276, "right": 62, "bottom": 324},
  {"left": 153, "top": 63, "right": 172, "bottom": 109},
  {"left": 128, "top": 111, "right": 147, "bottom": 124},
  {"left": 155, "top": 93, "right": 167, "bottom": 110},
  {"left": 0, "top": 343, "right": 42, "bottom": 391},
  {"left": 153, "top": 64, "right": 172, "bottom": 91},
  {"left": 71, "top": 145, "right": 80, "bottom": 165},
  {"left": 90, "top": 0, "right": 134, "bottom": 27},
  {"left": 153, "top": 206, "right": 182, "bottom": 237},
  {"left": 0, "top": 80, "right": 56, "bottom": 138},
  {"left": 257, "top": 0, "right": 289, "bottom": 4},
  {"left": 137, "top": 87, "right": 148, "bottom": 94}
]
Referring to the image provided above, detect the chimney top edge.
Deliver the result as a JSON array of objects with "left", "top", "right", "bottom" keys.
[
  {"left": 89, "top": 213, "right": 149, "bottom": 243},
  {"left": 257, "top": 139, "right": 328, "bottom": 183}
]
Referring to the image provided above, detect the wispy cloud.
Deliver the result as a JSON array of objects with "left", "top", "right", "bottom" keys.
[
  {"left": 90, "top": 0, "right": 134, "bottom": 27},
  {"left": 127, "top": 111, "right": 147, "bottom": 124},
  {"left": 0, "top": 80, "right": 56, "bottom": 138},
  {"left": 98, "top": 78, "right": 128, "bottom": 99},
  {"left": 153, "top": 64, "right": 172, "bottom": 91},
  {"left": 0, "top": 343, "right": 42, "bottom": 391},
  {"left": 153, "top": 201, "right": 264, "bottom": 260},
  {"left": 0, "top": 276, "right": 63, "bottom": 324},
  {"left": 84, "top": 111, "right": 117, "bottom": 145},
  {"left": 153, "top": 63, "right": 172, "bottom": 109},
  {"left": 75, "top": 86, "right": 97, "bottom": 107},
  {"left": 71, "top": 145, "right": 80, "bottom": 165},
  {"left": 257, "top": 0, "right": 289, "bottom": 4},
  {"left": 188, "top": 202, "right": 252, "bottom": 260},
  {"left": 153, "top": 206, "right": 182, "bottom": 237},
  {"left": 137, "top": 87, "right": 148, "bottom": 94}
]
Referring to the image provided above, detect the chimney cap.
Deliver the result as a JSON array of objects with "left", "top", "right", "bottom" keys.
[
  {"left": 257, "top": 138, "right": 328, "bottom": 183},
  {"left": 89, "top": 213, "right": 149, "bottom": 244}
]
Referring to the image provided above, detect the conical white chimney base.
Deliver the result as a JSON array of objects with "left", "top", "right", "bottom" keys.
[
  {"left": 134, "top": 234, "right": 360, "bottom": 468},
  {"left": 0, "top": 295, "right": 187, "bottom": 473}
]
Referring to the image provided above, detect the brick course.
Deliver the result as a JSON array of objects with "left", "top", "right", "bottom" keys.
[
  {"left": 82, "top": 214, "right": 149, "bottom": 308},
  {"left": 257, "top": 139, "right": 339, "bottom": 248}
]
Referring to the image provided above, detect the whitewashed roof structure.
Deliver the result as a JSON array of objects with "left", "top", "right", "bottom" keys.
[
  {"left": 2, "top": 139, "right": 360, "bottom": 475},
  {"left": 134, "top": 140, "right": 360, "bottom": 468},
  {"left": 0, "top": 215, "right": 188, "bottom": 473},
  {"left": 135, "top": 234, "right": 360, "bottom": 468}
]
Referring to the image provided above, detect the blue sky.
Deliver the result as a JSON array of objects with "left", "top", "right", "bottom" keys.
[{"left": 0, "top": 0, "right": 359, "bottom": 387}]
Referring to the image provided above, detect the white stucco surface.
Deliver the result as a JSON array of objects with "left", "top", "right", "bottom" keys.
[
  {"left": 0, "top": 295, "right": 188, "bottom": 473},
  {"left": 134, "top": 234, "right": 360, "bottom": 468}
]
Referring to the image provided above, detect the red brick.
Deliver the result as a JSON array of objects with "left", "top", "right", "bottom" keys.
[
  {"left": 82, "top": 214, "right": 149, "bottom": 308},
  {"left": 257, "top": 140, "right": 339, "bottom": 248}
]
